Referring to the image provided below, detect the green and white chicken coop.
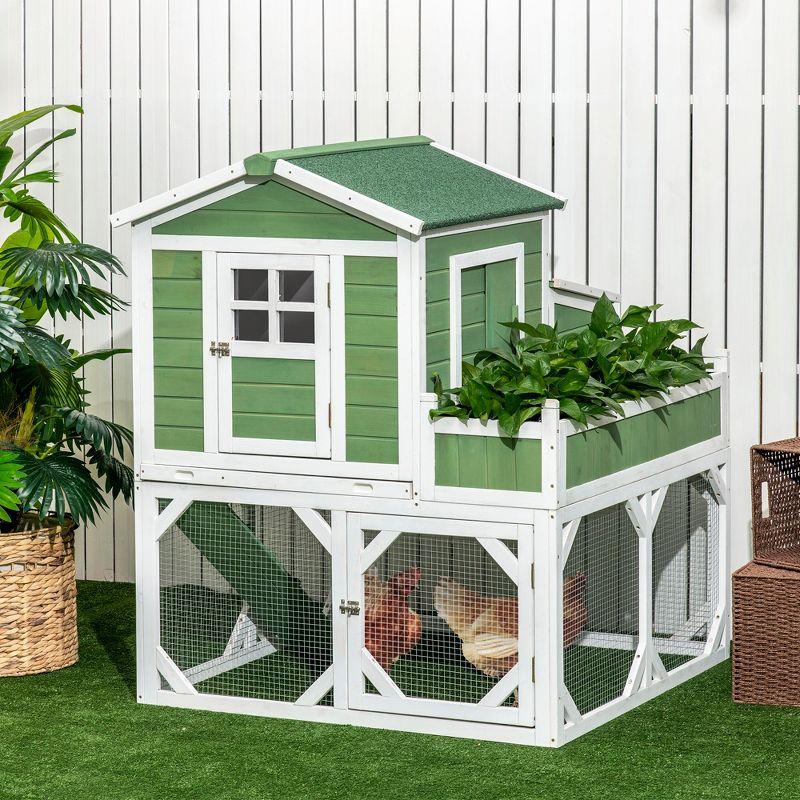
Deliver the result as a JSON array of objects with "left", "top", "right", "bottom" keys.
[{"left": 112, "top": 136, "right": 730, "bottom": 747}]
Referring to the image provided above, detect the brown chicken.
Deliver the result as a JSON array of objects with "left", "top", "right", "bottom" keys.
[
  {"left": 364, "top": 567, "right": 422, "bottom": 672},
  {"left": 433, "top": 573, "right": 587, "bottom": 678}
]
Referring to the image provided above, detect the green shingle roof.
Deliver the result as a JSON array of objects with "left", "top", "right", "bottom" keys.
[{"left": 243, "top": 136, "right": 564, "bottom": 231}]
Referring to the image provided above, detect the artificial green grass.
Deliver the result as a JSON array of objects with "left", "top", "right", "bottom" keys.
[{"left": 2, "top": 581, "right": 799, "bottom": 800}]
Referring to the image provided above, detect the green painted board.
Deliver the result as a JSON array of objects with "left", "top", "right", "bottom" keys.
[
  {"left": 155, "top": 426, "right": 204, "bottom": 451},
  {"left": 555, "top": 304, "right": 592, "bottom": 334},
  {"left": 566, "top": 389, "right": 722, "bottom": 488},
  {"left": 152, "top": 180, "right": 394, "bottom": 241},
  {"left": 231, "top": 356, "right": 315, "bottom": 442},
  {"left": 344, "top": 256, "right": 399, "bottom": 464},
  {"left": 154, "top": 367, "right": 203, "bottom": 399},
  {"left": 152, "top": 250, "right": 202, "bottom": 279},
  {"left": 434, "top": 433, "right": 543, "bottom": 492}
]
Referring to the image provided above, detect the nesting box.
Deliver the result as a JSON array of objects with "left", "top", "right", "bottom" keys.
[{"left": 113, "top": 136, "right": 730, "bottom": 746}]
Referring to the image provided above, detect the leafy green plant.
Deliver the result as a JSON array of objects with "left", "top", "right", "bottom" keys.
[
  {"left": 431, "top": 294, "right": 712, "bottom": 437},
  {"left": 0, "top": 105, "right": 133, "bottom": 532}
]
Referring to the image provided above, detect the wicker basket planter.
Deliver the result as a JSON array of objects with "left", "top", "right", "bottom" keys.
[{"left": 0, "top": 516, "right": 78, "bottom": 677}]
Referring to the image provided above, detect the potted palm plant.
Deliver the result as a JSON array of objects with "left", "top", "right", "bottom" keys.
[{"left": 0, "top": 105, "right": 133, "bottom": 676}]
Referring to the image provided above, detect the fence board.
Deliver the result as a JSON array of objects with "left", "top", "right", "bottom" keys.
[
  {"left": 355, "top": 0, "right": 388, "bottom": 140},
  {"left": 655, "top": 0, "right": 691, "bottom": 322},
  {"left": 230, "top": 0, "right": 262, "bottom": 162},
  {"left": 727, "top": 0, "right": 763, "bottom": 572},
  {"left": 323, "top": 0, "right": 356, "bottom": 144},
  {"left": 453, "top": 0, "right": 485, "bottom": 161},
  {"left": 387, "top": 0, "right": 420, "bottom": 137},
  {"left": 619, "top": 0, "right": 655, "bottom": 308},
  {"left": 292, "top": 0, "right": 324, "bottom": 147},
  {"left": 761, "top": 0, "right": 799, "bottom": 442},
  {"left": 420, "top": 0, "right": 453, "bottom": 146}
]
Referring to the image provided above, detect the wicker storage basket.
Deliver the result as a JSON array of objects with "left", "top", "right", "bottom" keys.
[
  {"left": 750, "top": 437, "right": 800, "bottom": 571},
  {"left": 732, "top": 560, "right": 800, "bottom": 706},
  {"left": 0, "top": 517, "right": 78, "bottom": 677}
]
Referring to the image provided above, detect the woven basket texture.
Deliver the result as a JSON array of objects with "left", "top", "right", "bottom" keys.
[
  {"left": 732, "top": 561, "right": 800, "bottom": 706},
  {"left": 0, "top": 519, "right": 78, "bottom": 677},
  {"left": 750, "top": 438, "right": 800, "bottom": 571}
]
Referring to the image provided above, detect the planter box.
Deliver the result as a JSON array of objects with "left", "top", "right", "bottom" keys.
[{"left": 421, "top": 370, "right": 728, "bottom": 508}]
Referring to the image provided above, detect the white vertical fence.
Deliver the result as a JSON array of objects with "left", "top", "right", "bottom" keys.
[{"left": 0, "top": 0, "right": 796, "bottom": 582}]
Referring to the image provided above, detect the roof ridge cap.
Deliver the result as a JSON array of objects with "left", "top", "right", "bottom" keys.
[{"left": 244, "top": 135, "right": 433, "bottom": 176}]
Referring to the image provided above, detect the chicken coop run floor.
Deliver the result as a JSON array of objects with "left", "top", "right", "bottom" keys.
[{"left": 3, "top": 581, "right": 798, "bottom": 800}]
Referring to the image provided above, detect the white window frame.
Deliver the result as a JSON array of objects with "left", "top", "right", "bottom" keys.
[
  {"left": 448, "top": 242, "right": 526, "bottom": 387},
  {"left": 216, "top": 252, "right": 331, "bottom": 458}
]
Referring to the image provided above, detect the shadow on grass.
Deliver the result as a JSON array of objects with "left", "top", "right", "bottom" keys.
[{"left": 79, "top": 581, "right": 138, "bottom": 697}]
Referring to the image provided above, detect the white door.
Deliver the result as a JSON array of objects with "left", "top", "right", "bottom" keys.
[
  {"left": 216, "top": 253, "right": 330, "bottom": 458},
  {"left": 345, "top": 513, "right": 534, "bottom": 726}
]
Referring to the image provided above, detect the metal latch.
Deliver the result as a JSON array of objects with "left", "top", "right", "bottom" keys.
[
  {"left": 209, "top": 341, "right": 230, "bottom": 357},
  {"left": 339, "top": 599, "right": 360, "bottom": 616}
]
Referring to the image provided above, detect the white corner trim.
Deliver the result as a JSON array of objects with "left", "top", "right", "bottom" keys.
[
  {"left": 110, "top": 162, "right": 247, "bottom": 227},
  {"left": 429, "top": 141, "right": 568, "bottom": 206},
  {"left": 272, "top": 159, "right": 425, "bottom": 236}
]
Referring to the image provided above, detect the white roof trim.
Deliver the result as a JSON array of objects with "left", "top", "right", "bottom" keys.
[
  {"left": 271, "top": 159, "right": 425, "bottom": 236},
  {"left": 429, "top": 141, "right": 568, "bottom": 207},
  {"left": 109, "top": 162, "right": 247, "bottom": 227}
]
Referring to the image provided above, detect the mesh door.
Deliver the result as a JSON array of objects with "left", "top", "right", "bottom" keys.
[
  {"left": 652, "top": 474, "right": 721, "bottom": 669},
  {"left": 360, "top": 531, "right": 522, "bottom": 709},
  {"left": 158, "top": 501, "right": 332, "bottom": 704},
  {"left": 563, "top": 504, "right": 639, "bottom": 715}
]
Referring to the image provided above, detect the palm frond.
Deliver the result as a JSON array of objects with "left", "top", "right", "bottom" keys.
[
  {"left": 10, "top": 282, "right": 128, "bottom": 320},
  {"left": 0, "top": 105, "right": 82, "bottom": 145},
  {"left": 8, "top": 446, "right": 107, "bottom": 526},
  {"left": 15, "top": 325, "right": 72, "bottom": 371},
  {"left": 0, "top": 242, "right": 124, "bottom": 297},
  {"left": 86, "top": 447, "right": 134, "bottom": 504},
  {"left": 0, "top": 291, "right": 25, "bottom": 371},
  {"left": 0, "top": 448, "right": 25, "bottom": 524},
  {"left": 0, "top": 190, "right": 75, "bottom": 242},
  {"left": 71, "top": 347, "right": 131, "bottom": 369},
  {"left": 55, "top": 408, "right": 133, "bottom": 457},
  {"left": 3, "top": 128, "right": 76, "bottom": 183}
]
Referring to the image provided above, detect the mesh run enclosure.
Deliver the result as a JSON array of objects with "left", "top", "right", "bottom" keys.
[
  {"left": 563, "top": 504, "right": 638, "bottom": 715},
  {"left": 652, "top": 474, "right": 721, "bottom": 671},
  {"left": 750, "top": 438, "right": 800, "bottom": 571},
  {"left": 158, "top": 501, "right": 333, "bottom": 704},
  {"left": 360, "top": 531, "right": 520, "bottom": 707}
]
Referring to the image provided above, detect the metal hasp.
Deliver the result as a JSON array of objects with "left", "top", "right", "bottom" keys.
[
  {"left": 209, "top": 341, "right": 230, "bottom": 357},
  {"left": 339, "top": 599, "right": 361, "bottom": 616}
]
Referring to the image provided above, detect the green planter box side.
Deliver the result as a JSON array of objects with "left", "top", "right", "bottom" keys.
[
  {"left": 566, "top": 389, "right": 722, "bottom": 488},
  {"left": 434, "top": 433, "right": 542, "bottom": 491},
  {"left": 152, "top": 179, "right": 395, "bottom": 241},
  {"left": 153, "top": 250, "right": 204, "bottom": 451}
]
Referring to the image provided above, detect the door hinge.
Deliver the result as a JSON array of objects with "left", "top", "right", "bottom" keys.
[
  {"left": 326, "top": 281, "right": 331, "bottom": 308},
  {"left": 531, "top": 563, "right": 535, "bottom": 588},
  {"left": 210, "top": 341, "right": 230, "bottom": 357},
  {"left": 328, "top": 402, "right": 332, "bottom": 427},
  {"left": 339, "top": 599, "right": 360, "bottom": 616}
]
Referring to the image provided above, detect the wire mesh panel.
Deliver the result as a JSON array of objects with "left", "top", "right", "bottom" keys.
[
  {"left": 563, "top": 504, "right": 638, "bottom": 715},
  {"left": 349, "top": 518, "right": 529, "bottom": 725},
  {"left": 652, "top": 474, "right": 721, "bottom": 670},
  {"left": 158, "top": 501, "right": 333, "bottom": 704}
]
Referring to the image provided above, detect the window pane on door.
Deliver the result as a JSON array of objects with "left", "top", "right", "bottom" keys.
[
  {"left": 235, "top": 309, "right": 269, "bottom": 341},
  {"left": 234, "top": 269, "right": 269, "bottom": 301},
  {"left": 279, "top": 270, "right": 314, "bottom": 303},
  {"left": 280, "top": 311, "right": 315, "bottom": 343}
]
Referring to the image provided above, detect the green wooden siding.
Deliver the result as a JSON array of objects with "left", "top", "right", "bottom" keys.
[
  {"left": 554, "top": 303, "right": 592, "bottom": 334},
  {"left": 231, "top": 357, "right": 316, "bottom": 441},
  {"left": 566, "top": 389, "right": 722, "bottom": 488},
  {"left": 344, "top": 255, "right": 398, "bottom": 463},
  {"left": 425, "top": 220, "right": 542, "bottom": 386},
  {"left": 152, "top": 179, "right": 395, "bottom": 241},
  {"left": 153, "top": 250, "right": 204, "bottom": 451},
  {"left": 434, "top": 433, "right": 542, "bottom": 491}
]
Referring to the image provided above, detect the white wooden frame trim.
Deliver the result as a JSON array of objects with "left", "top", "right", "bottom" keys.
[
  {"left": 548, "top": 277, "right": 622, "bottom": 304},
  {"left": 448, "top": 242, "right": 526, "bottom": 387},
  {"left": 216, "top": 252, "right": 331, "bottom": 458},
  {"left": 151, "top": 234, "right": 397, "bottom": 257}
]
